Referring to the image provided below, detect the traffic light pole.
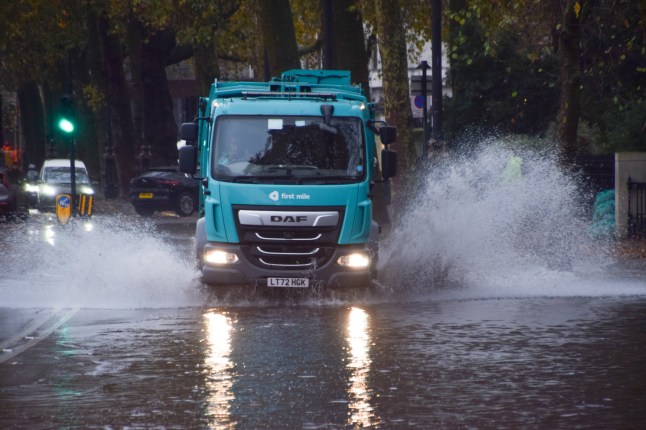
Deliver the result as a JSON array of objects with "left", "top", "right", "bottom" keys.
[
  {"left": 418, "top": 60, "right": 431, "bottom": 157},
  {"left": 431, "top": 0, "right": 443, "bottom": 143},
  {"left": 63, "top": 52, "right": 76, "bottom": 218},
  {"left": 69, "top": 138, "right": 76, "bottom": 218}
]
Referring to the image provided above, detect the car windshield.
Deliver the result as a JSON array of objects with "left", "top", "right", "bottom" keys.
[
  {"left": 43, "top": 167, "right": 91, "bottom": 184},
  {"left": 142, "top": 170, "right": 178, "bottom": 177},
  {"left": 211, "top": 115, "right": 365, "bottom": 183}
]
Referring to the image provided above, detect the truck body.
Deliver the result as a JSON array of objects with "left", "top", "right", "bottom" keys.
[{"left": 179, "top": 70, "right": 396, "bottom": 289}]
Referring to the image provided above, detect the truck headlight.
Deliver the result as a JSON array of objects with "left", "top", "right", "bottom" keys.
[
  {"left": 337, "top": 252, "right": 370, "bottom": 269},
  {"left": 203, "top": 249, "right": 239, "bottom": 265}
]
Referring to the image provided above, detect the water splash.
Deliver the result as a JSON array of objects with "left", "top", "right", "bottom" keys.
[
  {"left": 379, "top": 138, "right": 631, "bottom": 297},
  {"left": 0, "top": 216, "right": 203, "bottom": 309}
]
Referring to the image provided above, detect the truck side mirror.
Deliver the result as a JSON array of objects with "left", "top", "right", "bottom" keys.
[
  {"left": 379, "top": 126, "right": 397, "bottom": 145},
  {"left": 381, "top": 149, "right": 397, "bottom": 180},
  {"left": 179, "top": 145, "right": 198, "bottom": 175},
  {"left": 180, "top": 123, "right": 198, "bottom": 143}
]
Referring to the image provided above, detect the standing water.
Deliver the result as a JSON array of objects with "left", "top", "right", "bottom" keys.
[{"left": 0, "top": 216, "right": 203, "bottom": 308}]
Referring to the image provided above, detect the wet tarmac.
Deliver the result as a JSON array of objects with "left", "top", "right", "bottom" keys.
[
  {"left": 1, "top": 210, "right": 646, "bottom": 428},
  {"left": 2, "top": 297, "right": 646, "bottom": 429}
]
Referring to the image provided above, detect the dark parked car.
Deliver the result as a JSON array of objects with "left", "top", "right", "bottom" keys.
[
  {"left": 129, "top": 167, "right": 199, "bottom": 217},
  {"left": 0, "top": 166, "right": 28, "bottom": 220}
]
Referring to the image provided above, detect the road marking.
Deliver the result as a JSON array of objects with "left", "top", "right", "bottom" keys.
[
  {"left": 0, "top": 307, "right": 62, "bottom": 351},
  {"left": 0, "top": 308, "right": 79, "bottom": 364}
]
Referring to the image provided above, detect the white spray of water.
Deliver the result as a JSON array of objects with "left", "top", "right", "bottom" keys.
[
  {"left": 0, "top": 216, "right": 204, "bottom": 309},
  {"left": 2, "top": 140, "right": 642, "bottom": 309},
  {"left": 379, "top": 139, "right": 645, "bottom": 298}
]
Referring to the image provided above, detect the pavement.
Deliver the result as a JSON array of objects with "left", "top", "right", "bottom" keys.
[
  {"left": 93, "top": 196, "right": 137, "bottom": 216},
  {"left": 617, "top": 239, "right": 646, "bottom": 259}
]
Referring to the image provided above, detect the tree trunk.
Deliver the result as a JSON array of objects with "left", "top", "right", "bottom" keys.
[
  {"left": 557, "top": 0, "right": 585, "bottom": 165},
  {"left": 140, "top": 27, "right": 179, "bottom": 166},
  {"left": 86, "top": 10, "right": 109, "bottom": 184},
  {"left": 72, "top": 51, "right": 101, "bottom": 176},
  {"left": 447, "top": 0, "right": 468, "bottom": 102},
  {"left": 97, "top": 15, "right": 137, "bottom": 197},
  {"left": 17, "top": 81, "right": 46, "bottom": 170},
  {"left": 332, "top": 0, "right": 370, "bottom": 98},
  {"left": 194, "top": 39, "right": 221, "bottom": 95},
  {"left": 375, "top": 0, "right": 414, "bottom": 211},
  {"left": 86, "top": 10, "right": 117, "bottom": 190},
  {"left": 126, "top": 17, "right": 145, "bottom": 160},
  {"left": 257, "top": 0, "right": 300, "bottom": 78},
  {"left": 637, "top": 0, "right": 646, "bottom": 32}
]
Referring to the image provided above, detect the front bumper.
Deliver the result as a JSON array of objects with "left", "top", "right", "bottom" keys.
[
  {"left": 199, "top": 243, "right": 372, "bottom": 289},
  {"left": 129, "top": 189, "right": 174, "bottom": 209}
]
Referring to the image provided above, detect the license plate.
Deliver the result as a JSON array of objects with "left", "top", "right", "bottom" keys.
[
  {"left": 267, "top": 277, "right": 309, "bottom": 288},
  {"left": 139, "top": 192, "right": 153, "bottom": 199}
]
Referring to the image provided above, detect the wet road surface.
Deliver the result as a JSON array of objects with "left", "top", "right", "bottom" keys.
[
  {"left": 2, "top": 298, "right": 646, "bottom": 429},
  {"left": 1, "top": 213, "right": 646, "bottom": 429}
]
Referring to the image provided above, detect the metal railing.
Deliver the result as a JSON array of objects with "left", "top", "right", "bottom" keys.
[{"left": 628, "top": 177, "right": 646, "bottom": 238}]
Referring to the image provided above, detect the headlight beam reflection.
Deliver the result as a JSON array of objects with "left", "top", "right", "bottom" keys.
[
  {"left": 346, "top": 306, "right": 378, "bottom": 427},
  {"left": 204, "top": 311, "right": 235, "bottom": 429}
]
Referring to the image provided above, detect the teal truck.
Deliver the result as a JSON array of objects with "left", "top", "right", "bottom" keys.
[{"left": 179, "top": 69, "right": 397, "bottom": 289}]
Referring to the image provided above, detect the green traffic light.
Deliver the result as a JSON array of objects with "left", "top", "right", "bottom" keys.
[{"left": 58, "top": 118, "right": 75, "bottom": 134}]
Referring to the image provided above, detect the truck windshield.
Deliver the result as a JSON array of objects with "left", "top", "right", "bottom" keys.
[{"left": 212, "top": 115, "right": 365, "bottom": 183}]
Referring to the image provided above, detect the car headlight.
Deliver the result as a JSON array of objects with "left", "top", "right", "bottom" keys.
[
  {"left": 337, "top": 252, "right": 371, "bottom": 269},
  {"left": 23, "top": 183, "right": 38, "bottom": 192},
  {"left": 41, "top": 185, "right": 57, "bottom": 196},
  {"left": 203, "top": 249, "right": 239, "bottom": 265},
  {"left": 79, "top": 186, "right": 94, "bottom": 195}
]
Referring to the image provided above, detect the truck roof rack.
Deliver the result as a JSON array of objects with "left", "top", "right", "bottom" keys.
[
  {"left": 210, "top": 70, "right": 366, "bottom": 103},
  {"left": 241, "top": 91, "right": 337, "bottom": 100}
]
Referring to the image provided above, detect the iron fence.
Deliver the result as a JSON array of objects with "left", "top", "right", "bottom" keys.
[{"left": 628, "top": 177, "right": 646, "bottom": 238}]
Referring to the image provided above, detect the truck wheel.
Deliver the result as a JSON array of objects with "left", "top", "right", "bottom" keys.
[
  {"left": 176, "top": 191, "right": 195, "bottom": 217},
  {"left": 369, "top": 221, "right": 380, "bottom": 280},
  {"left": 195, "top": 217, "right": 207, "bottom": 266}
]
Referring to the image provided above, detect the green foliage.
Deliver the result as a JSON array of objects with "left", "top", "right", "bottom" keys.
[
  {"left": 444, "top": 14, "right": 559, "bottom": 140},
  {"left": 602, "top": 102, "right": 646, "bottom": 151},
  {"left": 82, "top": 84, "right": 106, "bottom": 114},
  {"left": 1, "top": 0, "right": 644, "bottom": 162},
  {"left": 577, "top": 0, "right": 646, "bottom": 152},
  {"left": 445, "top": 0, "right": 644, "bottom": 153},
  {"left": 0, "top": 0, "right": 87, "bottom": 89}
]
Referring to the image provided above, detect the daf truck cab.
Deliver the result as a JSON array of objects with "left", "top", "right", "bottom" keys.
[{"left": 179, "top": 70, "right": 397, "bottom": 289}]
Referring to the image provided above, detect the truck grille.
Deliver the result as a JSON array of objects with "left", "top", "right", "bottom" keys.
[{"left": 234, "top": 206, "right": 343, "bottom": 270}]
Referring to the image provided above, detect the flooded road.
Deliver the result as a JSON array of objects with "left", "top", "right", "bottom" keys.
[
  {"left": 1, "top": 215, "right": 645, "bottom": 429},
  {"left": 2, "top": 292, "right": 646, "bottom": 428},
  {"left": 1, "top": 147, "right": 645, "bottom": 428}
]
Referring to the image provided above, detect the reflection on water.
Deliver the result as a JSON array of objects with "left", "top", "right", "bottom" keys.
[
  {"left": 204, "top": 311, "right": 235, "bottom": 429},
  {"left": 40, "top": 221, "right": 94, "bottom": 247},
  {"left": 346, "top": 307, "right": 378, "bottom": 427},
  {"left": 44, "top": 224, "right": 56, "bottom": 246}
]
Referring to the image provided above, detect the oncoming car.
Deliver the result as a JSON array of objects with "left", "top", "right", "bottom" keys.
[
  {"left": 37, "top": 159, "right": 95, "bottom": 213},
  {"left": 129, "top": 166, "right": 199, "bottom": 217}
]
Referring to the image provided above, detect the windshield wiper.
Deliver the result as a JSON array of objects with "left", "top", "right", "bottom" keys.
[
  {"left": 221, "top": 174, "right": 359, "bottom": 184},
  {"left": 297, "top": 175, "right": 359, "bottom": 184},
  {"left": 229, "top": 175, "right": 298, "bottom": 184}
]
